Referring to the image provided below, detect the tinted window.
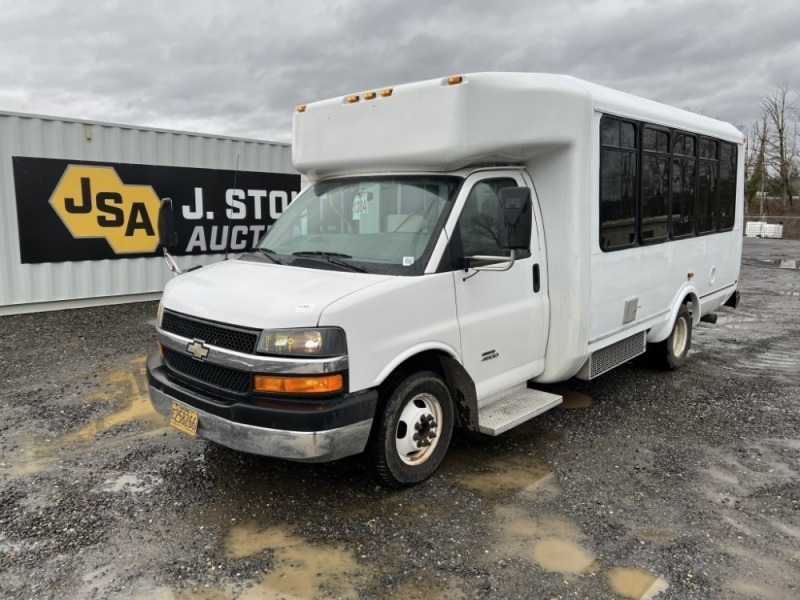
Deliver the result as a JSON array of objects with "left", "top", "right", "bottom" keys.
[
  {"left": 671, "top": 157, "right": 696, "bottom": 237},
  {"left": 601, "top": 118, "right": 636, "bottom": 149},
  {"left": 643, "top": 128, "right": 670, "bottom": 152},
  {"left": 697, "top": 160, "right": 718, "bottom": 234},
  {"left": 719, "top": 142, "right": 737, "bottom": 230},
  {"left": 641, "top": 154, "right": 670, "bottom": 242},
  {"left": 599, "top": 116, "right": 738, "bottom": 251},
  {"left": 673, "top": 132, "right": 696, "bottom": 156},
  {"left": 600, "top": 150, "right": 638, "bottom": 249},
  {"left": 699, "top": 138, "right": 718, "bottom": 159}
]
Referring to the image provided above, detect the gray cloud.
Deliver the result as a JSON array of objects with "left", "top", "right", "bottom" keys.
[{"left": 1, "top": 0, "right": 798, "bottom": 142}]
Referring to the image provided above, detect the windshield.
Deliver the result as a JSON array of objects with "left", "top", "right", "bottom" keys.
[{"left": 257, "top": 175, "right": 461, "bottom": 274}]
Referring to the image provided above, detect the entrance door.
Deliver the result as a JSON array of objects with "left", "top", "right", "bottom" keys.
[{"left": 450, "top": 171, "right": 548, "bottom": 400}]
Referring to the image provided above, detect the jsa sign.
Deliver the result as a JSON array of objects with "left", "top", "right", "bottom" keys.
[{"left": 13, "top": 157, "right": 300, "bottom": 264}]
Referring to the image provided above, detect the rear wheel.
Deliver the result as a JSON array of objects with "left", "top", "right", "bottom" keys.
[
  {"left": 369, "top": 371, "right": 454, "bottom": 488},
  {"left": 647, "top": 303, "right": 692, "bottom": 370}
]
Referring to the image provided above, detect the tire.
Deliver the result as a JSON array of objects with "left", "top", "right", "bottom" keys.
[
  {"left": 369, "top": 371, "right": 454, "bottom": 488},
  {"left": 647, "top": 304, "right": 692, "bottom": 370}
]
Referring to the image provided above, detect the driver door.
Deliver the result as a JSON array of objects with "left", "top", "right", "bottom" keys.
[{"left": 449, "top": 171, "right": 547, "bottom": 401}]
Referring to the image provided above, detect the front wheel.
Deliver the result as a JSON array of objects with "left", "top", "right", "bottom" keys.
[
  {"left": 369, "top": 371, "right": 454, "bottom": 488},
  {"left": 647, "top": 303, "right": 692, "bottom": 370}
]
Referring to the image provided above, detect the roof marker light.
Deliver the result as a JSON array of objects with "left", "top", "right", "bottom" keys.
[
  {"left": 296, "top": 105, "right": 307, "bottom": 113},
  {"left": 346, "top": 95, "right": 360, "bottom": 103},
  {"left": 446, "top": 75, "right": 463, "bottom": 85},
  {"left": 380, "top": 88, "right": 393, "bottom": 97},
  {"left": 363, "top": 91, "right": 377, "bottom": 100}
]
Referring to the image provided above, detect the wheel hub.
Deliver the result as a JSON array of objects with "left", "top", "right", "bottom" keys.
[
  {"left": 395, "top": 393, "right": 443, "bottom": 465},
  {"left": 412, "top": 413, "right": 438, "bottom": 448}
]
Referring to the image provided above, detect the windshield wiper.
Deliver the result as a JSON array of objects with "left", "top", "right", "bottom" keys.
[
  {"left": 293, "top": 251, "right": 353, "bottom": 258},
  {"left": 292, "top": 251, "right": 367, "bottom": 273},
  {"left": 255, "top": 248, "right": 282, "bottom": 264}
]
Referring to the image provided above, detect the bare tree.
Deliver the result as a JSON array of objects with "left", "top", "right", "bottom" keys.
[
  {"left": 761, "top": 85, "right": 799, "bottom": 207},
  {"left": 745, "top": 114, "right": 770, "bottom": 214}
]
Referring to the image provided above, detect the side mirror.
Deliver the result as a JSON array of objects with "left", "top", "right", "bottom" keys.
[
  {"left": 158, "top": 198, "right": 179, "bottom": 251},
  {"left": 498, "top": 187, "right": 532, "bottom": 250}
]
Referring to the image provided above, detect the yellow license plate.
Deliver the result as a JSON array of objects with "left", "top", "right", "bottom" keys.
[{"left": 169, "top": 402, "right": 199, "bottom": 437}]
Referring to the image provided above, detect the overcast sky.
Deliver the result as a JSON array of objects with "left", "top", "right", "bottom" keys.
[{"left": 1, "top": 0, "right": 798, "bottom": 143}]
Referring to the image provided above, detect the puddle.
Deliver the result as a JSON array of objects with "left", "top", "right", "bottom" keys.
[
  {"left": 385, "top": 578, "right": 466, "bottom": 600},
  {"left": 63, "top": 356, "right": 163, "bottom": 443},
  {"left": 100, "top": 473, "right": 162, "bottom": 494},
  {"left": 537, "top": 384, "right": 593, "bottom": 410},
  {"left": 729, "top": 579, "right": 786, "bottom": 600},
  {"left": 224, "top": 524, "right": 364, "bottom": 599},
  {"left": 634, "top": 528, "right": 676, "bottom": 544},
  {"left": 491, "top": 506, "right": 671, "bottom": 596},
  {"left": 4, "top": 356, "right": 166, "bottom": 476},
  {"left": 763, "top": 258, "right": 800, "bottom": 269},
  {"left": 493, "top": 506, "right": 599, "bottom": 576},
  {"left": 607, "top": 567, "right": 669, "bottom": 599},
  {"left": 452, "top": 456, "right": 555, "bottom": 499},
  {"left": 715, "top": 311, "right": 764, "bottom": 329},
  {"left": 554, "top": 387, "right": 593, "bottom": 410},
  {"left": 722, "top": 543, "right": 798, "bottom": 600},
  {"left": 533, "top": 538, "right": 596, "bottom": 574}
]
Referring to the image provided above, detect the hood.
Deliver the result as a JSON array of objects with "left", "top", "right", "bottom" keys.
[{"left": 162, "top": 258, "right": 392, "bottom": 329}]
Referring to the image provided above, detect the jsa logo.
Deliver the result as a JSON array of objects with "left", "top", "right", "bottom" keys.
[{"left": 49, "top": 165, "right": 160, "bottom": 254}]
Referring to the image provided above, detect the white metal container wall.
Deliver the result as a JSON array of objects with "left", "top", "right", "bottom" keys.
[{"left": 0, "top": 111, "right": 296, "bottom": 315}]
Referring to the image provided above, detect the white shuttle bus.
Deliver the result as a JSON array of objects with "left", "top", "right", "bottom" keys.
[{"left": 147, "top": 73, "right": 744, "bottom": 486}]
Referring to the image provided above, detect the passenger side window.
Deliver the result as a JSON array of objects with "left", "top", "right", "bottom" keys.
[{"left": 456, "top": 178, "right": 530, "bottom": 260}]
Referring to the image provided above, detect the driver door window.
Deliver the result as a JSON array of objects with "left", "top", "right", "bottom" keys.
[{"left": 456, "top": 177, "right": 530, "bottom": 260}]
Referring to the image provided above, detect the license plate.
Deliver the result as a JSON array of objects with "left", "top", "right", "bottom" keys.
[{"left": 169, "top": 402, "right": 199, "bottom": 437}]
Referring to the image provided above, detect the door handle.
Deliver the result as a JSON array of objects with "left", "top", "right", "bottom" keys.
[{"left": 533, "top": 263, "right": 540, "bottom": 293}]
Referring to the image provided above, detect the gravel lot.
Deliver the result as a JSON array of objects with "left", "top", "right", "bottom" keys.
[{"left": 1, "top": 238, "right": 798, "bottom": 599}]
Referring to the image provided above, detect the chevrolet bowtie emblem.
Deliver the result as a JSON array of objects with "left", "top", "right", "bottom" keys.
[{"left": 186, "top": 339, "right": 210, "bottom": 360}]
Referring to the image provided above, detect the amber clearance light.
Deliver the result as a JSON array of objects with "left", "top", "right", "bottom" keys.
[{"left": 254, "top": 374, "right": 344, "bottom": 394}]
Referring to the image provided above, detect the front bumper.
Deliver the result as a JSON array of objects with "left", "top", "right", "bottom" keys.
[{"left": 146, "top": 353, "right": 377, "bottom": 463}]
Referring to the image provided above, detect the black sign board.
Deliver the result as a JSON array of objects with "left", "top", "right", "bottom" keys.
[{"left": 13, "top": 156, "right": 300, "bottom": 264}]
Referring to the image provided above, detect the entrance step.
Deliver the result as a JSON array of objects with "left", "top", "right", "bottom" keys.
[{"left": 477, "top": 384, "right": 562, "bottom": 436}]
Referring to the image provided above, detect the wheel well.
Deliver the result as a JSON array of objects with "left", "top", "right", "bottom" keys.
[
  {"left": 683, "top": 292, "right": 700, "bottom": 326},
  {"left": 377, "top": 350, "right": 478, "bottom": 431}
]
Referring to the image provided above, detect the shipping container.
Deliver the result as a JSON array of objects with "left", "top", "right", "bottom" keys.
[{"left": 0, "top": 110, "right": 298, "bottom": 315}]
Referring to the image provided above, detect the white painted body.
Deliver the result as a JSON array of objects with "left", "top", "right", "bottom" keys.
[{"left": 162, "top": 73, "right": 744, "bottom": 411}]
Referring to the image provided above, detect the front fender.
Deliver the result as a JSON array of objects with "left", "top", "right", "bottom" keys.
[{"left": 373, "top": 342, "right": 463, "bottom": 388}]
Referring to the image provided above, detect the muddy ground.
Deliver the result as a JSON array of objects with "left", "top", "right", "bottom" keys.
[{"left": 1, "top": 238, "right": 798, "bottom": 600}]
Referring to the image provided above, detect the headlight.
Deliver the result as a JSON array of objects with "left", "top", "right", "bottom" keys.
[
  {"left": 257, "top": 327, "right": 346, "bottom": 357},
  {"left": 156, "top": 300, "right": 165, "bottom": 328}
]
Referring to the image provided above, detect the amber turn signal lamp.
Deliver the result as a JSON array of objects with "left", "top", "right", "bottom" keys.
[
  {"left": 254, "top": 374, "right": 344, "bottom": 394},
  {"left": 157, "top": 342, "right": 164, "bottom": 358}
]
